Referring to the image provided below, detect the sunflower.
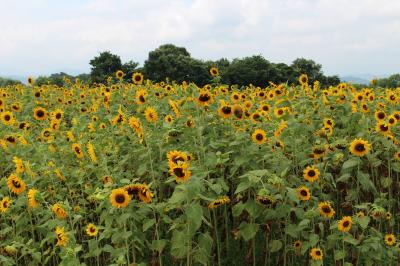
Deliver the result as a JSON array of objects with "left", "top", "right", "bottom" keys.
[
  {"left": 33, "top": 107, "right": 47, "bottom": 121},
  {"left": 251, "top": 129, "right": 267, "bottom": 145},
  {"left": 86, "top": 223, "right": 99, "bottom": 237},
  {"left": 27, "top": 76, "right": 34, "bottom": 86},
  {"left": 0, "top": 197, "right": 12, "bottom": 213},
  {"left": 116, "top": 70, "right": 124, "bottom": 80},
  {"left": 144, "top": 106, "right": 158, "bottom": 123},
  {"left": 41, "top": 128, "right": 53, "bottom": 142},
  {"left": 55, "top": 226, "right": 69, "bottom": 247},
  {"left": 293, "top": 240, "right": 302, "bottom": 251},
  {"left": 274, "top": 107, "right": 285, "bottom": 118},
  {"left": 338, "top": 216, "right": 352, "bottom": 232},
  {"left": 388, "top": 115, "right": 397, "bottom": 126},
  {"left": 102, "top": 175, "right": 113, "bottom": 185},
  {"left": 299, "top": 74, "right": 308, "bottom": 85},
  {"left": 135, "top": 89, "right": 147, "bottom": 105},
  {"left": 395, "top": 151, "right": 400, "bottom": 161},
  {"left": 303, "top": 166, "right": 320, "bottom": 183},
  {"left": 110, "top": 188, "right": 131, "bottom": 208},
  {"left": 72, "top": 143, "right": 84, "bottom": 159},
  {"left": 349, "top": 138, "right": 370, "bottom": 157},
  {"left": 13, "top": 156, "right": 24, "bottom": 173},
  {"left": 52, "top": 203, "right": 68, "bottom": 219},
  {"left": 165, "top": 114, "right": 174, "bottom": 124},
  {"left": 132, "top": 72, "right": 144, "bottom": 85},
  {"left": 1, "top": 111, "right": 15, "bottom": 126},
  {"left": 323, "top": 118, "right": 334, "bottom": 128},
  {"left": 7, "top": 173, "right": 26, "bottom": 195},
  {"left": 167, "top": 150, "right": 188, "bottom": 167},
  {"left": 310, "top": 247, "right": 323, "bottom": 260},
  {"left": 232, "top": 105, "right": 244, "bottom": 119},
  {"left": 318, "top": 201, "right": 335, "bottom": 218},
  {"left": 230, "top": 92, "right": 241, "bottom": 103},
  {"left": 385, "top": 234, "right": 396, "bottom": 246},
  {"left": 124, "top": 183, "right": 153, "bottom": 203},
  {"left": 311, "top": 145, "right": 328, "bottom": 159},
  {"left": 208, "top": 196, "right": 230, "bottom": 209},
  {"left": 18, "top": 121, "right": 30, "bottom": 130},
  {"left": 256, "top": 195, "right": 276, "bottom": 207},
  {"left": 196, "top": 90, "right": 213, "bottom": 106},
  {"left": 128, "top": 116, "right": 143, "bottom": 136},
  {"left": 87, "top": 142, "right": 97, "bottom": 163},
  {"left": 260, "top": 103, "right": 271, "bottom": 112},
  {"left": 297, "top": 186, "right": 311, "bottom": 201},
  {"left": 28, "top": 189, "right": 40, "bottom": 208},
  {"left": 375, "top": 122, "right": 391, "bottom": 136},
  {"left": 210, "top": 67, "right": 219, "bottom": 77},
  {"left": 169, "top": 161, "right": 191, "bottom": 183},
  {"left": 374, "top": 110, "right": 386, "bottom": 121},
  {"left": 218, "top": 104, "right": 233, "bottom": 118}
]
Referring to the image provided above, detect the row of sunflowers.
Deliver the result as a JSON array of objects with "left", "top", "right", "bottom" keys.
[{"left": 0, "top": 69, "right": 399, "bottom": 265}]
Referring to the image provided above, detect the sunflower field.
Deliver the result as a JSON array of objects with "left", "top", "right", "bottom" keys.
[{"left": 0, "top": 70, "right": 399, "bottom": 266}]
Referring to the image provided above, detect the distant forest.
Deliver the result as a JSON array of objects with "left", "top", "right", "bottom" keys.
[{"left": 1, "top": 44, "right": 399, "bottom": 88}]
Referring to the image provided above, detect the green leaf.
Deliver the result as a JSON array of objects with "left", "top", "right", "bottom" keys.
[
  {"left": 358, "top": 216, "right": 370, "bottom": 230},
  {"left": 334, "top": 250, "right": 345, "bottom": 260},
  {"left": 342, "top": 158, "right": 360, "bottom": 170},
  {"left": 171, "top": 230, "right": 190, "bottom": 259},
  {"left": 151, "top": 239, "right": 167, "bottom": 253},
  {"left": 142, "top": 219, "right": 156, "bottom": 232},
  {"left": 239, "top": 222, "right": 259, "bottom": 241},
  {"left": 269, "top": 240, "right": 283, "bottom": 253},
  {"left": 286, "top": 187, "right": 300, "bottom": 204},
  {"left": 343, "top": 234, "right": 359, "bottom": 245}
]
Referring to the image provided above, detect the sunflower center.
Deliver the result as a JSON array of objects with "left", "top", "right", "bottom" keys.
[
  {"left": 278, "top": 109, "right": 283, "bottom": 115},
  {"left": 173, "top": 167, "right": 185, "bottom": 178},
  {"left": 300, "top": 190, "right": 308, "bottom": 196},
  {"left": 12, "top": 180, "right": 21, "bottom": 188},
  {"left": 90, "top": 227, "right": 95, "bottom": 233},
  {"left": 380, "top": 124, "right": 388, "bottom": 131},
  {"left": 234, "top": 108, "right": 243, "bottom": 118},
  {"left": 255, "top": 134, "right": 264, "bottom": 141},
  {"left": 36, "top": 110, "right": 44, "bottom": 117},
  {"left": 139, "top": 95, "right": 145, "bottom": 103},
  {"left": 115, "top": 194, "right": 126, "bottom": 204},
  {"left": 56, "top": 113, "right": 62, "bottom": 119},
  {"left": 316, "top": 250, "right": 321, "bottom": 256},
  {"left": 322, "top": 206, "right": 331, "bottom": 213},
  {"left": 199, "top": 94, "right": 210, "bottom": 102},
  {"left": 135, "top": 75, "right": 141, "bottom": 81},
  {"left": 222, "top": 106, "right": 231, "bottom": 114},
  {"left": 355, "top": 143, "right": 365, "bottom": 152},
  {"left": 308, "top": 170, "right": 315, "bottom": 177},
  {"left": 343, "top": 221, "right": 350, "bottom": 227},
  {"left": 377, "top": 112, "right": 385, "bottom": 119},
  {"left": 4, "top": 114, "right": 10, "bottom": 121}
]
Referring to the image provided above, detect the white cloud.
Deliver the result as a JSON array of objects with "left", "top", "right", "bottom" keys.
[{"left": 0, "top": 0, "right": 399, "bottom": 76}]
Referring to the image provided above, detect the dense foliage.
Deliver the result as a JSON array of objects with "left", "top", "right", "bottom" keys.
[{"left": 0, "top": 71, "right": 399, "bottom": 266}]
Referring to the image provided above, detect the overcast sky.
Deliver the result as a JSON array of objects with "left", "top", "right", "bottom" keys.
[{"left": 0, "top": 0, "right": 399, "bottom": 77}]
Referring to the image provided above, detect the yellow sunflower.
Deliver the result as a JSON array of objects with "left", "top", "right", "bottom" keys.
[
  {"left": 86, "top": 223, "right": 99, "bottom": 237},
  {"left": 71, "top": 143, "right": 84, "bottom": 159},
  {"left": 297, "top": 186, "right": 311, "bottom": 201},
  {"left": 318, "top": 201, "right": 335, "bottom": 218},
  {"left": 349, "top": 138, "right": 370, "bottom": 157},
  {"left": 0, "top": 197, "right": 12, "bottom": 213},
  {"left": 28, "top": 188, "right": 40, "bottom": 208},
  {"left": 385, "top": 234, "right": 396, "bottom": 246},
  {"left": 394, "top": 151, "right": 400, "bottom": 161},
  {"left": 165, "top": 114, "right": 174, "bottom": 124},
  {"left": 52, "top": 203, "right": 68, "bottom": 219},
  {"left": 251, "top": 129, "right": 267, "bottom": 145},
  {"left": 338, "top": 216, "right": 352, "bottom": 232},
  {"left": 210, "top": 67, "right": 219, "bottom": 77},
  {"left": 303, "top": 166, "right": 320, "bottom": 183},
  {"left": 208, "top": 196, "right": 230, "bottom": 209},
  {"left": 218, "top": 104, "right": 233, "bottom": 118},
  {"left": 132, "top": 72, "right": 144, "bottom": 85},
  {"left": 1, "top": 111, "right": 15, "bottom": 126},
  {"left": 299, "top": 74, "right": 308, "bottom": 85},
  {"left": 167, "top": 150, "right": 188, "bottom": 167},
  {"left": 33, "top": 107, "right": 47, "bottom": 121},
  {"left": 110, "top": 188, "right": 131, "bottom": 208},
  {"left": 7, "top": 173, "right": 26, "bottom": 195},
  {"left": 116, "top": 70, "right": 124, "bottom": 80},
  {"left": 310, "top": 247, "right": 323, "bottom": 260},
  {"left": 144, "top": 106, "right": 158, "bottom": 123},
  {"left": 196, "top": 90, "right": 213, "bottom": 106},
  {"left": 55, "top": 226, "right": 69, "bottom": 247},
  {"left": 169, "top": 161, "right": 191, "bottom": 183},
  {"left": 135, "top": 89, "right": 147, "bottom": 105}
]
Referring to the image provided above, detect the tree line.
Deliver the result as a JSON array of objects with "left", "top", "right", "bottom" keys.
[{"left": 3, "top": 44, "right": 397, "bottom": 88}]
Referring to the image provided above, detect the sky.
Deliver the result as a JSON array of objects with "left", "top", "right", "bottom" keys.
[{"left": 0, "top": 0, "right": 399, "bottom": 77}]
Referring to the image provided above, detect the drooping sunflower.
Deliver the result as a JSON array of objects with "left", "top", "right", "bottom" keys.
[
  {"left": 338, "top": 216, "right": 352, "bottom": 232},
  {"left": 310, "top": 247, "right": 323, "bottom": 260},
  {"left": 27, "top": 188, "right": 40, "bottom": 208},
  {"left": 124, "top": 183, "right": 153, "bottom": 203},
  {"left": 71, "top": 143, "right": 84, "bottom": 159},
  {"left": 33, "top": 107, "right": 47, "bottom": 121},
  {"left": 169, "top": 161, "right": 191, "bottom": 183},
  {"left": 7, "top": 173, "right": 26, "bottom": 195},
  {"left": 28, "top": 76, "right": 34, "bottom": 86},
  {"left": 132, "top": 72, "right": 144, "bottom": 85},
  {"left": 384, "top": 234, "right": 396, "bottom": 246},
  {"left": 349, "top": 138, "right": 370, "bottom": 157},
  {"left": 297, "top": 186, "right": 311, "bottom": 201},
  {"left": 12, "top": 156, "right": 24, "bottom": 174},
  {"left": 209, "top": 67, "right": 219, "bottom": 77},
  {"left": 110, "top": 188, "right": 131, "bottom": 208},
  {"left": 318, "top": 201, "right": 335, "bottom": 218},
  {"left": 256, "top": 195, "right": 276, "bottom": 207},
  {"left": 1, "top": 111, "right": 15, "bottom": 126},
  {"left": 0, "top": 197, "right": 12, "bottom": 213},
  {"left": 208, "top": 196, "right": 230, "bottom": 209},
  {"left": 144, "top": 106, "right": 158, "bottom": 123},
  {"left": 86, "top": 142, "right": 97, "bottom": 163},
  {"left": 86, "top": 223, "right": 99, "bottom": 237},
  {"left": 251, "top": 129, "right": 267, "bottom": 145},
  {"left": 303, "top": 166, "right": 320, "bottom": 183},
  {"left": 55, "top": 226, "right": 69, "bottom": 247}
]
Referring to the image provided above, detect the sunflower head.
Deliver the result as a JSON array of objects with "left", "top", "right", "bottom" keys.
[
  {"left": 310, "top": 247, "right": 323, "bottom": 260},
  {"left": 297, "top": 186, "right": 311, "bottom": 201},
  {"left": 251, "top": 129, "right": 267, "bottom": 145},
  {"left": 338, "top": 216, "right": 352, "bottom": 232},
  {"left": 318, "top": 201, "right": 335, "bottom": 218},
  {"left": 385, "top": 234, "right": 396, "bottom": 246},
  {"left": 132, "top": 72, "right": 144, "bottom": 85},
  {"left": 210, "top": 67, "right": 219, "bottom": 77},
  {"left": 349, "top": 138, "right": 370, "bottom": 157},
  {"left": 303, "top": 166, "right": 320, "bottom": 183},
  {"left": 110, "top": 188, "right": 131, "bottom": 208},
  {"left": 86, "top": 223, "right": 99, "bottom": 237},
  {"left": 299, "top": 74, "right": 308, "bottom": 85}
]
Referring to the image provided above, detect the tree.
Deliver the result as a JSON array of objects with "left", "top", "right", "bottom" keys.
[
  {"left": 222, "top": 55, "right": 276, "bottom": 87},
  {"left": 0, "top": 77, "right": 21, "bottom": 86},
  {"left": 89, "top": 51, "right": 122, "bottom": 83},
  {"left": 121, "top": 60, "right": 140, "bottom": 82},
  {"left": 291, "top": 58, "right": 324, "bottom": 83},
  {"left": 376, "top": 74, "right": 400, "bottom": 88}
]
